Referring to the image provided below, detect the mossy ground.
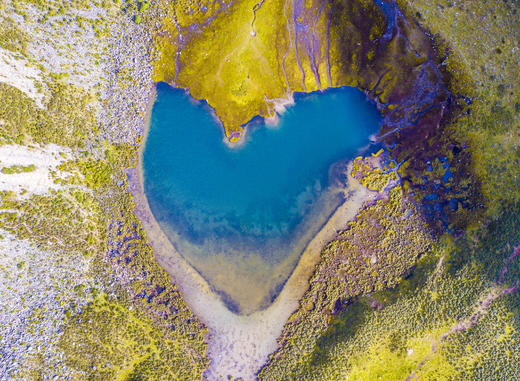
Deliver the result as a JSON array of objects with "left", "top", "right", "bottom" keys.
[
  {"left": 0, "top": 0, "right": 209, "bottom": 378},
  {"left": 257, "top": 0, "right": 520, "bottom": 379},
  {"left": 147, "top": 0, "right": 518, "bottom": 377},
  {"left": 0, "top": 83, "right": 210, "bottom": 377},
  {"left": 56, "top": 292, "right": 205, "bottom": 380},
  {"left": 151, "top": 0, "right": 393, "bottom": 136},
  {"left": 259, "top": 160, "right": 520, "bottom": 380},
  {"left": 397, "top": 0, "right": 520, "bottom": 218}
]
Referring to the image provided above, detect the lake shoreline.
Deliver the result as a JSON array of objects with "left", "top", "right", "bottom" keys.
[
  {"left": 131, "top": 102, "right": 379, "bottom": 378},
  {"left": 141, "top": 82, "right": 381, "bottom": 314}
]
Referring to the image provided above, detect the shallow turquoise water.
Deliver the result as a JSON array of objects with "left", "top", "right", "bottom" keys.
[{"left": 143, "top": 82, "right": 381, "bottom": 311}]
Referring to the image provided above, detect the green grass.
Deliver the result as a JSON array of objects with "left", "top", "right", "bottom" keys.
[
  {"left": 258, "top": 1, "right": 520, "bottom": 377},
  {"left": 151, "top": 0, "right": 392, "bottom": 138},
  {"left": 0, "top": 15, "right": 29, "bottom": 54},
  {"left": 396, "top": 0, "right": 520, "bottom": 218},
  {"left": 0, "top": 164, "right": 36, "bottom": 174},
  {"left": 55, "top": 292, "right": 208, "bottom": 380},
  {"left": 0, "top": 82, "right": 96, "bottom": 148},
  {"left": 0, "top": 8, "right": 210, "bottom": 378}
]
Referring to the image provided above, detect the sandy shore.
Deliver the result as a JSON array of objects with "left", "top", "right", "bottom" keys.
[{"left": 128, "top": 154, "right": 377, "bottom": 380}]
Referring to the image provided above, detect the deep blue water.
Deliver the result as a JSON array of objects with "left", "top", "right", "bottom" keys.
[{"left": 143, "top": 82, "right": 381, "bottom": 310}]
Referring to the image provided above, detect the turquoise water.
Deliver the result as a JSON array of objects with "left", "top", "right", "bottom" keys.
[{"left": 143, "top": 82, "right": 381, "bottom": 312}]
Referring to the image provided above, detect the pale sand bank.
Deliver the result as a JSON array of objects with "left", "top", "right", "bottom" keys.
[{"left": 128, "top": 160, "right": 376, "bottom": 380}]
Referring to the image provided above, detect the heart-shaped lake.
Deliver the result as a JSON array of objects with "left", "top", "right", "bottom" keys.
[{"left": 143, "top": 82, "right": 381, "bottom": 314}]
